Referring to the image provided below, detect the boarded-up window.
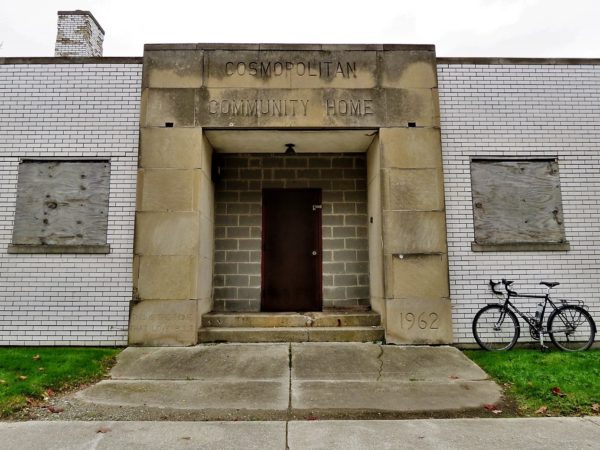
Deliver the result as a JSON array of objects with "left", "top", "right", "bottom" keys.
[
  {"left": 9, "top": 160, "right": 110, "bottom": 253},
  {"left": 471, "top": 159, "right": 568, "bottom": 251}
]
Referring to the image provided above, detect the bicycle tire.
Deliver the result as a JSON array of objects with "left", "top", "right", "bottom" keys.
[
  {"left": 473, "top": 304, "right": 520, "bottom": 351},
  {"left": 548, "top": 305, "right": 596, "bottom": 351}
]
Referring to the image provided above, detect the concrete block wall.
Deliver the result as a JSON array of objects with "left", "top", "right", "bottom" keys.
[
  {"left": 438, "top": 61, "right": 600, "bottom": 343},
  {"left": 213, "top": 153, "right": 369, "bottom": 312},
  {"left": 0, "top": 61, "right": 142, "bottom": 345}
]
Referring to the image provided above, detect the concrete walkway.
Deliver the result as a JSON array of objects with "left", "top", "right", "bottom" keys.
[
  {"left": 73, "top": 343, "right": 501, "bottom": 419},
  {"left": 1, "top": 418, "right": 599, "bottom": 449}
]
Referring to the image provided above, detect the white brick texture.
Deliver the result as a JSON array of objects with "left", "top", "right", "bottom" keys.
[
  {"left": 438, "top": 63, "right": 600, "bottom": 344},
  {"left": 0, "top": 63, "right": 142, "bottom": 345}
]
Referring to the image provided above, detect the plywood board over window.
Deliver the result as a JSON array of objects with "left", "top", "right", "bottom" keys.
[
  {"left": 470, "top": 159, "right": 569, "bottom": 252},
  {"left": 8, "top": 160, "right": 111, "bottom": 254}
]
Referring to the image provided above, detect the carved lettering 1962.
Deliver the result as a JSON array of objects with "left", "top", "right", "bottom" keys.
[{"left": 225, "top": 61, "right": 357, "bottom": 79}]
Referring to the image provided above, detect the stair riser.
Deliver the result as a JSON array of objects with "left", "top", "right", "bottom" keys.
[
  {"left": 198, "top": 328, "right": 385, "bottom": 343},
  {"left": 202, "top": 314, "right": 381, "bottom": 328}
]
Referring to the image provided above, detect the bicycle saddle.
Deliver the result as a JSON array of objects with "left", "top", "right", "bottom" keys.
[{"left": 539, "top": 281, "right": 560, "bottom": 288}]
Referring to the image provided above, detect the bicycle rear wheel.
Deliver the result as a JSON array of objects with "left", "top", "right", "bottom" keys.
[
  {"left": 548, "top": 305, "right": 596, "bottom": 351},
  {"left": 473, "top": 305, "right": 520, "bottom": 351}
]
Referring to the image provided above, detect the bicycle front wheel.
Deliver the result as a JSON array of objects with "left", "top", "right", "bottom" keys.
[
  {"left": 473, "top": 305, "right": 520, "bottom": 351},
  {"left": 548, "top": 305, "right": 596, "bottom": 351}
]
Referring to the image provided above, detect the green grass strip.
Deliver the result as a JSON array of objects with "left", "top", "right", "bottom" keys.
[
  {"left": 0, "top": 347, "right": 120, "bottom": 417},
  {"left": 466, "top": 349, "right": 600, "bottom": 416}
]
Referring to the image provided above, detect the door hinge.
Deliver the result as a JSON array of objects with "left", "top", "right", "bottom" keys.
[{"left": 312, "top": 204, "right": 322, "bottom": 211}]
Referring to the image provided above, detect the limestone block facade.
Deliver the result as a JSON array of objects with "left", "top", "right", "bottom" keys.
[{"left": 0, "top": 32, "right": 599, "bottom": 346}]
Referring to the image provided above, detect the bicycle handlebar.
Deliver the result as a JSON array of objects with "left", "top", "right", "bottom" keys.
[
  {"left": 489, "top": 280, "right": 503, "bottom": 295},
  {"left": 489, "top": 279, "right": 517, "bottom": 295}
]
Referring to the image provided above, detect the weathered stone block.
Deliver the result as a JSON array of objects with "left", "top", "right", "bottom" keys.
[
  {"left": 137, "top": 255, "right": 196, "bottom": 300},
  {"left": 143, "top": 50, "right": 204, "bottom": 88},
  {"left": 385, "top": 297, "right": 453, "bottom": 344},
  {"left": 381, "top": 50, "right": 437, "bottom": 89},
  {"left": 140, "top": 128, "right": 203, "bottom": 169},
  {"left": 205, "top": 50, "right": 377, "bottom": 89},
  {"left": 382, "top": 168, "right": 444, "bottom": 211},
  {"left": 143, "top": 88, "right": 196, "bottom": 127},
  {"left": 383, "top": 211, "right": 447, "bottom": 254},
  {"left": 196, "top": 87, "right": 383, "bottom": 128},
  {"left": 386, "top": 254, "right": 449, "bottom": 299},
  {"left": 140, "top": 169, "right": 196, "bottom": 212},
  {"left": 384, "top": 88, "right": 439, "bottom": 128},
  {"left": 129, "top": 299, "right": 197, "bottom": 346},
  {"left": 380, "top": 127, "right": 443, "bottom": 169},
  {"left": 198, "top": 171, "right": 214, "bottom": 220},
  {"left": 135, "top": 212, "right": 199, "bottom": 255}
]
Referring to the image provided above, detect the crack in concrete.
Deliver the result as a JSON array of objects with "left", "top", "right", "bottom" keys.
[
  {"left": 285, "top": 343, "right": 292, "bottom": 450},
  {"left": 376, "top": 345, "right": 384, "bottom": 382}
]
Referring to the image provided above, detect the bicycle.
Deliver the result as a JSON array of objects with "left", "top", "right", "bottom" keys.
[{"left": 472, "top": 279, "right": 596, "bottom": 351}]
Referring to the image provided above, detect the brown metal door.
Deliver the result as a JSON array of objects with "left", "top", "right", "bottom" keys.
[{"left": 261, "top": 188, "right": 322, "bottom": 311}]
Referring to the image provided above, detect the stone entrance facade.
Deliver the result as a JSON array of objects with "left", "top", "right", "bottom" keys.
[{"left": 129, "top": 44, "right": 452, "bottom": 346}]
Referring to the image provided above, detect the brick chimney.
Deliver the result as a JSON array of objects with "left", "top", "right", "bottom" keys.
[{"left": 55, "top": 10, "right": 105, "bottom": 57}]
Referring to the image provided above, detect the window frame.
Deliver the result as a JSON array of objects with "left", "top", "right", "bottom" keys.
[
  {"left": 8, "top": 157, "right": 111, "bottom": 255},
  {"left": 469, "top": 156, "right": 570, "bottom": 252}
]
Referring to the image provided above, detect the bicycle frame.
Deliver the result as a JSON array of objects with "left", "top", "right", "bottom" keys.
[
  {"left": 489, "top": 280, "right": 561, "bottom": 347},
  {"left": 476, "top": 279, "right": 596, "bottom": 351}
]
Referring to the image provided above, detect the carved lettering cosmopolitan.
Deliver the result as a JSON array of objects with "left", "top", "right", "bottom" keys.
[{"left": 224, "top": 60, "right": 357, "bottom": 79}]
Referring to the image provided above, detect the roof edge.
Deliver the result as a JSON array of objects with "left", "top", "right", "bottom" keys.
[
  {"left": 437, "top": 56, "right": 600, "bottom": 65},
  {"left": 143, "top": 43, "right": 436, "bottom": 52},
  {"left": 0, "top": 57, "right": 143, "bottom": 65}
]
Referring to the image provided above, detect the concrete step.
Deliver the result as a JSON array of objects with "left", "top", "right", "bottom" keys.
[
  {"left": 201, "top": 311, "right": 382, "bottom": 328},
  {"left": 198, "top": 326, "right": 385, "bottom": 343}
]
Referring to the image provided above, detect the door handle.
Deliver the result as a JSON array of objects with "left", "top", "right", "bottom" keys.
[{"left": 312, "top": 250, "right": 317, "bottom": 256}]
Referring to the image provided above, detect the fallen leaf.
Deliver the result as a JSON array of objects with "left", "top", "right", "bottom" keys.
[
  {"left": 18, "top": 375, "right": 28, "bottom": 381},
  {"left": 32, "top": 355, "right": 40, "bottom": 361},
  {"left": 591, "top": 403, "right": 600, "bottom": 412},
  {"left": 492, "top": 409, "right": 503, "bottom": 415},
  {"left": 305, "top": 415, "right": 318, "bottom": 421},
  {"left": 483, "top": 404, "right": 497, "bottom": 411},
  {"left": 25, "top": 397, "right": 36, "bottom": 405},
  {"left": 503, "top": 382, "right": 513, "bottom": 388},
  {"left": 0, "top": 379, "right": 6, "bottom": 384},
  {"left": 448, "top": 375, "right": 460, "bottom": 380},
  {"left": 535, "top": 406, "right": 548, "bottom": 414},
  {"left": 551, "top": 386, "right": 566, "bottom": 397},
  {"left": 45, "top": 406, "right": 64, "bottom": 414},
  {"left": 45, "top": 389, "right": 55, "bottom": 397},
  {"left": 97, "top": 427, "right": 111, "bottom": 434},
  {"left": 38, "top": 367, "right": 45, "bottom": 372}
]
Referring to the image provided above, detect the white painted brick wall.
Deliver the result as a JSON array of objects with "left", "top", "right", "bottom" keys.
[
  {"left": 438, "top": 63, "right": 600, "bottom": 344},
  {"left": 0, "top": 62, "right": 142, "bottom": 345}
]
